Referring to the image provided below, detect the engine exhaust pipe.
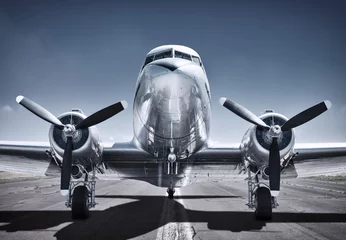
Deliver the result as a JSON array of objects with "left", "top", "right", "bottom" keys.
[
  {"left": 261, "top": 166, "right": 270, "bottom": 180},
  {"left": 71, "top": 164, "right": 85, "bottom": 179}
]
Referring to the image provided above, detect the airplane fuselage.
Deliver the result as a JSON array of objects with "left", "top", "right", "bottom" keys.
[{"left": 132, "top": 45, "right": 212, "bottom": 159}]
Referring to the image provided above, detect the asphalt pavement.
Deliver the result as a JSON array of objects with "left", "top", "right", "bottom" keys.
[{"left": 0, "top": 176, "right": 345, "bottom": 240}]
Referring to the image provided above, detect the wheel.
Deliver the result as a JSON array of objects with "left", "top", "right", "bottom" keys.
[
  {"left": 167, "top": 188, "right": 175, "bottom": 199},
  {"left": 255, "top": 187, "right": 272, "bottom": 220},
  {"left": 72, "top": 186, "right": 90, "bottom": 219}
]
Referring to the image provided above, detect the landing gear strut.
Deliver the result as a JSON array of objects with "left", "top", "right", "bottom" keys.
[
  {"left": 246, "top": 168, "right": 278, "bottom": 220},
  {"left": 167, "top": 181, "right": 175, "bottom": 199},
  {"left": 65, "top": 166, "right": 97, "bottom": 219},
  {"left": 167, "top": 148, "right": 176, "bottom": 199}
]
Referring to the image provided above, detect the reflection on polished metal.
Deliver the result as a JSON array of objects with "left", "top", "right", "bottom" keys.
[
  {"left": 269, "top": 125, "right": 281, "bottom": 138},
  {"left": 10, "top": 45, "right": 339, "bottom": 221},
  {"left": 133, "top": 47, "right": 211, "bottom": 159},
  {"left": 168, "top": 147, "right": 176, "bottom": 163}
]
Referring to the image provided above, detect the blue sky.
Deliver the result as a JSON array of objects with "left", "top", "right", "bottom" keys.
[{"left": 0, "top": 0, "right": 345, "bottom": 143}]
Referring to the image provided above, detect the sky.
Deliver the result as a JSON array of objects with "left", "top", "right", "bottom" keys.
[{"left": 0, "top": 0, "right": 345, "bottom": 144}]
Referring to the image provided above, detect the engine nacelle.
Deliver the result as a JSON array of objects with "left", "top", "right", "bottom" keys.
[
  {"left": 240, "top": 112, "right": 295, "bottom": 171},
  {"left": 48, "top": 110, "right": 103, "bottom": 171}
]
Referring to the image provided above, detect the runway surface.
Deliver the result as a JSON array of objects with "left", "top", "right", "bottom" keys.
[{"left": 0, "top": 176, "right": 345, "bottom": 240}]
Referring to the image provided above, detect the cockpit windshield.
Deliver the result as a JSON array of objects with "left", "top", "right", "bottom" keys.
[
  {"left": 174, "top": 50, "right": 192, "bottom": 61},
  {"left": 143, "top": 49, "right": 172, "bottom": 68},
  {"left": 142, "top": 48, "right": 202, "bottom": 69},
  {"left": 154, "top": 50, "right": 173, "bottom": 60}
]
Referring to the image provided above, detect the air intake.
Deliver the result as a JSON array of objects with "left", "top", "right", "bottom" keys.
[{"left": 52, "top": 115, "right": 89, "bottom": 150}]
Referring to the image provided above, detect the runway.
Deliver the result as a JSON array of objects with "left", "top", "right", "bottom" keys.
[{"left": 0, "top": 175, "right": 345, "bottom": 240}]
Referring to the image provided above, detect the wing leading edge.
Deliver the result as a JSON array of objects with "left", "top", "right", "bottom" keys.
[{"left": 1, "top": 140, "right": 345, "bottom": 180}]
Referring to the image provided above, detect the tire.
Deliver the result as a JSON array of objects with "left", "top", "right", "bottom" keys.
[
  {"left": 72, "top": 186, "right": 90, "bottom": 219},
  {"left": 255, "top": 187, "right": 272, "bottom": 220}
]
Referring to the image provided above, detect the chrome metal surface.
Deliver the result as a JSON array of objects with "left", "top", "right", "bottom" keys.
[{"left": 133, "top": 46, "right": 211, "bottom": 159}]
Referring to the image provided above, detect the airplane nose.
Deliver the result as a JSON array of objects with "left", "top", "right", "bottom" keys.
[
  {"left": 136, "top": 64, "right": 202, "bottom": 139},
  {"left": 152, "top": 72, "right": 196, "bottom": 100},
  {"left": 150, "top": 72, "right": 199, "bottom": 138}
]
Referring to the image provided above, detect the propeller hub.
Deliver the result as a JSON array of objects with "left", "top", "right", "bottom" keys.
[
  {"left": 62, "top": 124, "right": 82, "bottom": 143},
  {"left": 63, "top": 124, "right": 76, "bottom": 137},
  {"left": 269, "top": 125, "right": 281, "bottom": 138}
]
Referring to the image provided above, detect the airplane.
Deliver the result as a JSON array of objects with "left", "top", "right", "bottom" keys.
[{"left": 1, "top": 45, "right": 346, "bottom": 220}]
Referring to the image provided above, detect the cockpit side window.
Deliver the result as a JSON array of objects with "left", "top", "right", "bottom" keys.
[
  {"left": 192, "top": 56, "right": 201, "bottom": 66},
  {"left": 144, "top": 55, "right": 154, "bottom": 66},
  {"left": 175, "top": 50, "right": 192, "bottom": 61}
]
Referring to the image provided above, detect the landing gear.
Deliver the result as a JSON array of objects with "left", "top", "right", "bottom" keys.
[
  {"left": 167, "top": 181, "right": 175, "bottom": 199},
  {"left": 72, "top": 185, "right": 89, "bottom": 219},
  {"left": 254, "top": 187, "right": 272, "bottom": 220},
  {"left": 246, "top": 168, "right": 277, "bottom": 220},
  {"left": 166, "top": 147, "right": 176, "bottom": 199},
  {"left": 65, "top": 166, "right": 97, "bottom": 219}
]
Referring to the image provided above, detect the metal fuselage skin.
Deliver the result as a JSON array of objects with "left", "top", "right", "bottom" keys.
[{"left": 132, "top": 49, "right": 212, "bottom": 160}]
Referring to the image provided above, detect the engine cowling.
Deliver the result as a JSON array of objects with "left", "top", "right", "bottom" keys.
[
  {"left": 240, "top": 112, "right": 295, "bottom": 170},
  {"left": 48, "top": 111, "right": 103, "bottom": 171}
]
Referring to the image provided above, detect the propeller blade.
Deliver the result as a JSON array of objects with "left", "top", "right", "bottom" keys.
[
  {"left": 60, "top": 137, "right": 73, "bottom": 196},
  {"left": 16, "top": 95, "right": 64, "bottom": 128},
  {"left": 281, "top": 100, "right": 331, "bottom": 131},
  {"left": 219, "top": 97, "right": 270, "bottom": 129},
  {"left": 269, "top": 137, "right": 281, "bottom": 197},
  {"left": 75, "top": 100, "right": 128, "bottom": 130}
]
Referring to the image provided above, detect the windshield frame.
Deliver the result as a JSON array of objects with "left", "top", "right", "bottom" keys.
[{"left": 142, "top": 48, "right": 173, "bottom": 69}]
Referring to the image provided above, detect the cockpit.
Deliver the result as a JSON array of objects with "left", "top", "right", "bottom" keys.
[{"left": 142, "top": 48, "right": 202, "bottom": 69}]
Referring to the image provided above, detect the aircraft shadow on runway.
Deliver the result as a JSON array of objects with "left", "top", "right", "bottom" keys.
[{"left": 0, "top": 195, "right": 345, "bottom": 239}]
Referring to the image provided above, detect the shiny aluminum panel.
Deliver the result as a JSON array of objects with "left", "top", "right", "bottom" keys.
[
  {"left": 133, "top": 58, "right": 211, "bottom": 158},
  {"left": 104, "top": 161, "right": 241, "bottom": 188}
]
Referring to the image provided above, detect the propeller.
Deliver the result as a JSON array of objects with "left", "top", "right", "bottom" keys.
[
  {"left": 75, "top": 101, "right": 127, "bottom": 130},
  {"left": 219, "top": 98, "right": 270, "bottom": 129},
  {"left": 60, "top": 136, "right": 73, "bottom": 196},
  {"left": 269, "top": 137, "right": 280, "bottom": 196},
  {"left": 219, "top": 97, "right": 331, "bottom": 196},
  {"left": 16, "top": 96, "right": 64, "bottom": 128},
  {"left": 16, "top": 95, "right": 128, "bottom": 195},
  {"left": 281, "top": 101, "right": 331, "bottom": 131}
]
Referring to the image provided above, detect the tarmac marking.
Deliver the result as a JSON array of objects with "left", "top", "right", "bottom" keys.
[{"left": 156, "top": 189, "right": 195, "bottom": 240}]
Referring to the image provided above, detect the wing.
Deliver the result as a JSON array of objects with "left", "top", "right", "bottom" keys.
[
  {"left": 103, "top": 141, "right": 242, "bottom": 162},
  {"left": 102, "top": 141, "right": 157, "bottom": 179},
  {"left": 0, "top": 141, "right": 57, "bottom": 176},
  {"left": 188, "top": 143, "right": 241, "bottom": 162},
  {"left": 182, "top": 143, "right": 243, "bottom": 180},
  {"left": 101, "top": 141, "right": 243, "bottom": 186},
  {"left": 292, "top": 142, "right": 346, "bottom": 177}
]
